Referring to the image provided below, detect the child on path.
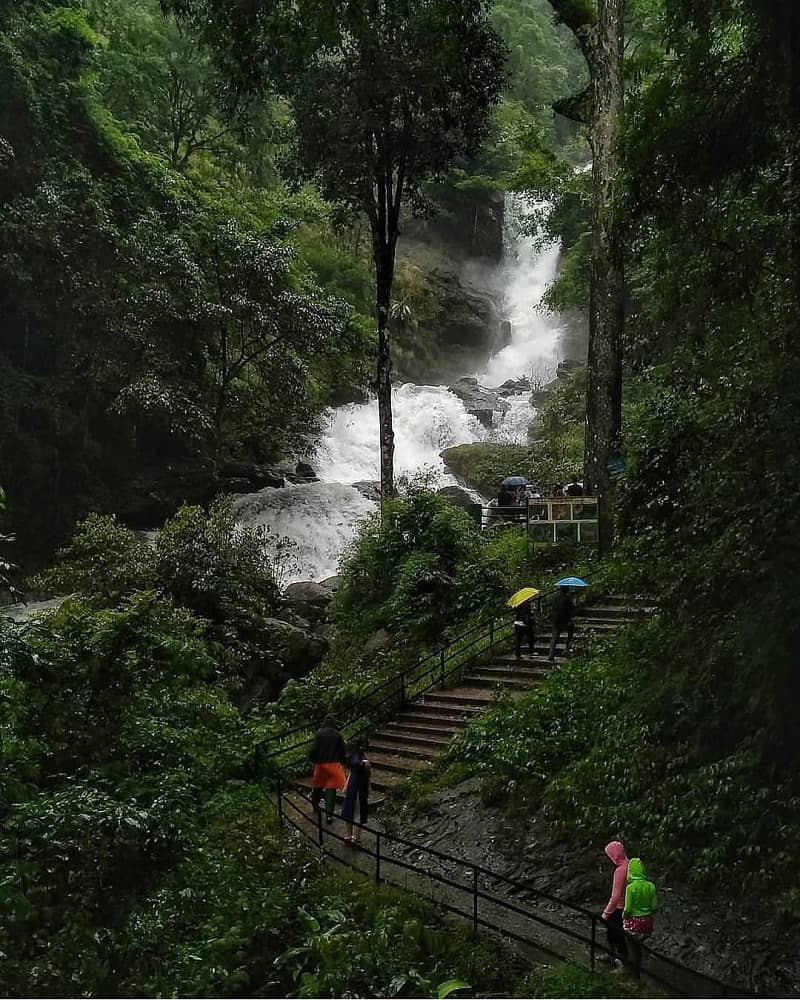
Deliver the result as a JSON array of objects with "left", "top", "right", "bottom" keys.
[
  {"left": 341, "top": 739, "right": 371, "bottom": 844},
  {"left": 623, "top": 857, "right": 657, "bottom": 971}
]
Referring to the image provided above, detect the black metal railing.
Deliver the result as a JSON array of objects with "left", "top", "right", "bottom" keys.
[
  {"left": 259, "top": 580, "right": 572, "bottom": 771},
  {"left": 277, "top": 787, "right": 756, "bottom": 1000}
]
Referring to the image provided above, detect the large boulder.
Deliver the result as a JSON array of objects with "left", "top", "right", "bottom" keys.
[
  {"left": 448, "top": 376, "right": 509, "bottom": 428},
  {"left": 284, "top": 581, "right": 331, "bottom": 607},
  {"left": 497, "top": 377, "right": 531, "bottom": 397},
  {"left": 437, "top": 485, "right": 480, "bottom": 518},
  {"left": 284, "top": 580, "right": 333, "bottom": 627},
  {"left": 218, "top": 462, "right": 285, "bottom": 490},
  {"left": 319, "top": 575, "right": 341, "bottom": 593},
  {"left": 262, "top": 617, "right": 327, "bottom": 678}
]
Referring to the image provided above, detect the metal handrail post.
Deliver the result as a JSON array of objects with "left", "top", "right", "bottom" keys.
[
  {"left": 590, "top": 915, "right": 597, "bottom": 971},
  {"left": 473, "top": 868, "right": 479, "bottom": 933},
  {"left": 375, "top": 832, "right": 382, "bottom": 883},
  {"left": 489, "top": 618, "right": 494, "bottom": 646},
  {"left": 317, "top": 802, "right": 324, "bottom": 848},
  {"left": 439, "top": 649, "right": 446, "bottom": 688}
]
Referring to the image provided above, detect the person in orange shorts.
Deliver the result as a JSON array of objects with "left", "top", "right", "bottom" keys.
[{"left": 309, "top": 715, "right": 347, "bottom": 823}]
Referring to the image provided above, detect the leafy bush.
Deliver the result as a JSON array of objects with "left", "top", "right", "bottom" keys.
[
  {"left": 332, "top": 487, "right": 490, "bottom": 646},
  {"left": 31, "top": 512, "right": 155, "bottom": 605},
  {"left": 526, "top": 962, "right": 642, "bottom": 998}
]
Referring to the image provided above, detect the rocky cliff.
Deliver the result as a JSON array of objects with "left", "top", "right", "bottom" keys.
[{"left": 390, "top": 185, "right": 509, "bottom": 383}]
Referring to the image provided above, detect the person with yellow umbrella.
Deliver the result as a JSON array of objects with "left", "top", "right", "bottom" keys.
[{"left": 507, "top": 587, "right": 539, "bottom": 660}]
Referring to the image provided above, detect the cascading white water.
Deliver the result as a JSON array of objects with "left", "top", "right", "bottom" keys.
[
  {"left": 314, "top": 383, "right": 488, "bottom": 484},
  {"left": 232, "top": 482, "right": 377, "bottom": 585},
  {"left": 479, "top": 198, "right": 563, "bottom": 389},
  {"left": 235, "top": 194, "right": 566, "bottom": 583}
]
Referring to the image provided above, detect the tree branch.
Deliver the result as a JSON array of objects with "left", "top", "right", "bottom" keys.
[{"left": 555, "top": 85, "right": 593, "bottom": 125}]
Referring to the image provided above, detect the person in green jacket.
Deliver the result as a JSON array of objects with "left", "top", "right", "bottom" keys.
[{"left": 623, "top": 857, "right": 657, "bottom": 970}]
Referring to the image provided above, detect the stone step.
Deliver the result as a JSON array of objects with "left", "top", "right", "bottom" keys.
[
  {"left": 421, "top": 688, "right": 496, "bottom": 708},
  {"left": 368, "top": 738, "right": 447, "bottom": 760},
  {"left": 491, "top": 652, "right": 555, "bottom": 666},
  {"left": 371, "top": 728, "right": 453, "bottom": 750},
  {"left": 463, "top": 673, "right": 538, "bottom": 690},
  {"left": 473, "top": 663, "right": 549, "bottom": 680},
  {"left": 390, "top": 715, "right": 468, "bottom": 734},
  {"left": 415, "top": 694, "right": 489, "bottom": 713},
  {"left": 367, "top": 751, "right": 432, "bottom": 775}
]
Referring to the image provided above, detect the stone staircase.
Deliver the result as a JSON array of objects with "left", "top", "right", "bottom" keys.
[{"left": 294, "top": 598, "right": 647, "bottom": 809}]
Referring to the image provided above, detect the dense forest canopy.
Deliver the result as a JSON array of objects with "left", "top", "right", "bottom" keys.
[{"left": 2, "top": 0, "right": 800, "bottom": 995}]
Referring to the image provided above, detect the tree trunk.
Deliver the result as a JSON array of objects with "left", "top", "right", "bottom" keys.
[
  {"left": 375, "top": 260, "right": 395, "bottom": 500},
  {"left": 583, "top": 0, "right": 624, "bottom": 553}
]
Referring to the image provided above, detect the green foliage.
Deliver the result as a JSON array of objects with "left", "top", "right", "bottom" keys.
[
  {"left": 32, "top": 512, "right": 155, "bottom": 605},
  {"left": 490, "top": 0, "right": 586, "bottom": 125},
  {"left": 0, "top": 588, "right": 529, "bottom": 995},
  {"left": 332, "top": 487, "right": 508, "bottom": 648},
  {"left": 527, "top": 962, "right": 643, "bottom": 998},
  {"left": 0, "top": 484, "right": 19, "bottom": 598},
  {"left": 33, "top": 499, "right": 291, "bottom": 694},
  {"left": 0, "top": 0, "right": 373, "bottom": 567}
]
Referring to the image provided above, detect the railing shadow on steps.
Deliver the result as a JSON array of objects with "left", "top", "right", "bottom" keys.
[
  {"left": 258, "top": 579, "right": 593, "bottom": 773},
  {"left": 277, "top": 787, "right": 757, "bottom": 1000}
]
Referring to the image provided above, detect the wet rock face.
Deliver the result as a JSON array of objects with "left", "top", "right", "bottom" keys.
[
  {"left": 448, "top": 376, "right": 510, "bottom": 428},
  {"left": 436, "top": 485, "right": 479, "bottom": 515},
  {"left": 218, "top": 462, "right": 285, "bottom": 491}
]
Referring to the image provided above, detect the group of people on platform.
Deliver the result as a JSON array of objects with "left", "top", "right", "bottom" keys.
[{"left": 496, "top": 476, "right": 585, "bottom": 508}]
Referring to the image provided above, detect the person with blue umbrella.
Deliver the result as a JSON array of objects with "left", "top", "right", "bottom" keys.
[{"left": 547, "top": 577, "right": 587, "bottom": 661}]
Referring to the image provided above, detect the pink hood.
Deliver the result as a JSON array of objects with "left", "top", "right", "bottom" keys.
[
  {"left": 602, "top": 841, "right": 629, "bottom": 920},
  {"left": 605, "top": 840, "right": 627, "bottom": 866}
]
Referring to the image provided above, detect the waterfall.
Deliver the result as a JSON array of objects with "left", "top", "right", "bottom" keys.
[
  {"left": 314, "top": 383, "right": 488, "bottom": 484},
  {"left": 235, "top": 195, "right": 566, "bottom": 583}
]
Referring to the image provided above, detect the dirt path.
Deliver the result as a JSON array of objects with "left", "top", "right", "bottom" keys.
[
  {"left": 378, "top": 780, "right": 800, "bottom": 998},
  {"left": 281, "top": 787, "right": 783, "bottom": 997}
]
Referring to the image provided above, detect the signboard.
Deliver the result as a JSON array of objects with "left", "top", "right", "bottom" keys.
[{"left": 607, "top": 455, "right": 627, "bottom": 480}]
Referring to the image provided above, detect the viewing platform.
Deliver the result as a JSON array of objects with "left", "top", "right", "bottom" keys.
[{"left": 479, "top": 496, "right": 599, "bottom": 544}]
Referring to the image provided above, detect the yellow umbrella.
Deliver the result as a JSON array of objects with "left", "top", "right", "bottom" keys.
[{"left": 506, "top": 587, "right": 540, "bottom": 608}]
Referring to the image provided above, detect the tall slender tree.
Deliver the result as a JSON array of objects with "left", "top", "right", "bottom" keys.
[
  {"left": 168, "top": 0, "right": 505, "bottom": 500},
  {"left": 544, "top": 0, "right": 625, "bottom": 551}
]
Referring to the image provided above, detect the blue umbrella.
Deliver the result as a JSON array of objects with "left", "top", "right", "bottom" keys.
[
  {"left": 556, "top": 576, "right": 588, "bottom": 588},
  {"left": 502, "top": 476, "right": 528, "bottom": 487}
]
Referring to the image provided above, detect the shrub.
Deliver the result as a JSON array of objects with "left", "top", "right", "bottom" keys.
[{"left": 32, "top": 512, "right": 154, "bottom": 605}]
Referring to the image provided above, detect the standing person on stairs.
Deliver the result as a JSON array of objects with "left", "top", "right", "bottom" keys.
[
  {"left": 514, "top": 600, "right": 536, "bottom": 659},
  {"left": 548, "top": 585, "right": 575, "bottom": 661},
  {"left": 601, "top": 840, "right": 630, "bottom": 965},
  {"left": 309, "top": 715, "right": 347, "bottom": 824},
  {"left": 341, "top": 738, "right": 371, "bottom": 844}
]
